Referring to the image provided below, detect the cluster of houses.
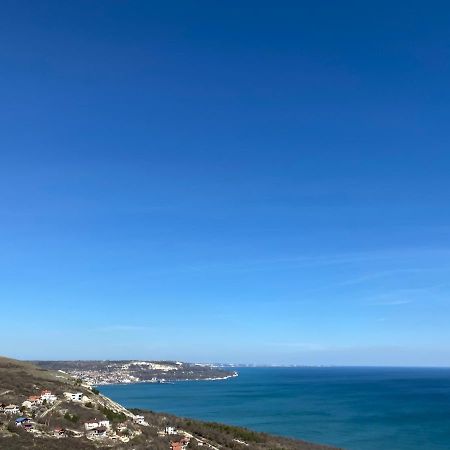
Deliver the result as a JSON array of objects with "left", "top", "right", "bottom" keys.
[
  {"left": 1, "top": 387, "right": 193, "bottom": 449},
  {"left": 21, "top": 389, "right": 58, "bottom": 410},
  {"left": 0, "top": 389, "right": 59, "bottom": 418},
  {"left": 0, "top": 389, "right": 61, "bottom": 434}
]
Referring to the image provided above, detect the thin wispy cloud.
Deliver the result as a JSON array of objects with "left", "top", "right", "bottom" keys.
[
  {"left": 96, "top": 325, "right": 153, "bottom": 333},
  {"left": 161, "top": 247, "right": 450, "bottom": 276},
  {"left": 364, "top": 284, "right": 448, "bottom": 306},
  {"left": 371, "top": 299, "right": 413, "bottom": 306},
  {"left": 338, "top": 267, "right": 450, "bottom": 287}
]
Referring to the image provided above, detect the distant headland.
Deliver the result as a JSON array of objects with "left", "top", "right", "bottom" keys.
[{"left": 33, "top": 360, "right": 238, "bottom": 385}]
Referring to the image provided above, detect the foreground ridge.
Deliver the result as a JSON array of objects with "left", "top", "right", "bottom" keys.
[{"left": 0, "top": 356, "right": 340, "bottom": 450}]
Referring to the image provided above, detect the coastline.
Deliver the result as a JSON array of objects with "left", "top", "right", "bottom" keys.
[
  {"left": 0, "top": 356, "right": 336, "bottom": 450},
  {"left": 92, "top": 371, "right": 239, "bottom": 386}
]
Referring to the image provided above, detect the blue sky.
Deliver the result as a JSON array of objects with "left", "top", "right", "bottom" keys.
[{"left": 1, "top": 1, "right": 450, "bottom": 365}]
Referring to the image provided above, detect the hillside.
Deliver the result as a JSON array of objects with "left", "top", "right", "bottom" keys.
[{"left": 0, "top": 357, "right": 340, "bottom": 450}]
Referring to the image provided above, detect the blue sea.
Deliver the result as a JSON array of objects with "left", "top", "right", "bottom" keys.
[{"left": 99, "top": 367, "right": 450, "bottom": 450}]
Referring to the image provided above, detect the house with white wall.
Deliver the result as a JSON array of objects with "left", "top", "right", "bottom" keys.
[
  {"left": 85, "top": 421, "right": 99, "bottom": 431},
  {"left": 4, "top": 405, "right": 19, "bottom": 414},
  {"left": 98, "top": 419, "right": 110, "bottom": 429},
  {"left": 64, "top": 392, "right": 83, "bottom": 402},
  {"left": 40, "top": 390, "right": 57, "bottom": 403}
]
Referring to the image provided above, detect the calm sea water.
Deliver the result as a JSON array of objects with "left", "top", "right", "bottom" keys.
[{"left": 99, "top": 367, "right": 450, "bottom": 450}]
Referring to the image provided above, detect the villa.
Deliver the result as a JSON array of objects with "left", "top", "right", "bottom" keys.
[
  {"left": 27, "top": 395, "right": 42, "bottom": 406},
  {"left": 84, "top": 419, "right": 110, "bottom": 431},
  {"left": 40, "top": 390, "right": 57, "bottom": 403},
  {"left": 85, "top": 421, "right": 100, "bottom": 431},
  {"left": 98, "top": 419, "right": 111, "bottom": 429},
  {"left": 4, "top": 405, "right": 19, "bottom": 414},
  {"left": 64, "top": 392, "right": 83, "bottom": 402},
  {"left": 15, "top": 417, "right": 32, "bottom": 427},
  {"left": 133, "top": 415, "right": 148, "bottom": 425}
]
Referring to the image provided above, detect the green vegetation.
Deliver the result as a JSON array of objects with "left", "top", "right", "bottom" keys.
[
  {"left": 203, "top": 422, "right": 263, "bottom": 442},
  {"left": 98, "top": 405, "right": 126, "bottom": 422},
  {"left": 64, "top": 412, "right": 79, "bottom": 423}
]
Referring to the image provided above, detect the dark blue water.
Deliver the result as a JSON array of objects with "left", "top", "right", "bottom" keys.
[{"left": 99, "top": 367, "right": 450, "bottom": 450}]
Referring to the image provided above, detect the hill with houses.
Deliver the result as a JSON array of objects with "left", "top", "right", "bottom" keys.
[
  {"left": 33, "top": 359, "right": 237, "bottom": 384},
  {"left": 0, "top": 356, "right": 339, "bottom": 450}
]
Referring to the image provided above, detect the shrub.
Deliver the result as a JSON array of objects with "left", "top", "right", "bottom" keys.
[
  {"left": 98, "top": 405, "right": 126, "bottom": 422},
  {"left": 64, "top": 412, "right": 79, "bottom": 423}
]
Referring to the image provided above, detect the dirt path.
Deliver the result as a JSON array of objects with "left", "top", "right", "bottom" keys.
[
  {"left": 40, "top": 399, "right": 63, "bottom": 418},
  {"left": 182, "top": 430, "right": 221, "bottom": 450}
]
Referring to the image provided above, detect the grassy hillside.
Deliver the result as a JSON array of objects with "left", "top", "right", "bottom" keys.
[
  {"left": 0, "top": 356, "right": 73, "bottom": 398},
  {"left": 0, "top": 356, "right": 340, "bottom": 450}
]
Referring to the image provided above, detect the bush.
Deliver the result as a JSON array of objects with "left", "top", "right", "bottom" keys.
[
  {"left": 98, "top": 405, "right": 126, "bottom": 422},
  {"left": 64, "top": 412, "right": 79, "bottom": 423}
]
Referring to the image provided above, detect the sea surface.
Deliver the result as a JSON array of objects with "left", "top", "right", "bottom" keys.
[{"left": 99, "top": 367, "right": 450, "bottom": 450}]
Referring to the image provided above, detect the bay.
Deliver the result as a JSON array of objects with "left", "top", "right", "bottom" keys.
[{"left": 99, "top": 367, "right": 450, "bottom": 450}]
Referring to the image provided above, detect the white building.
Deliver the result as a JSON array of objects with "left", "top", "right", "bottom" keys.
[
  {"left": 98, "top": 419, "right": 110, "bottom": 429},
  {"left": 133, "top": 415, "right": 148, "bottom": 426},
  {"left": 85, "top": 421, "right": 99, "bottom": 431},
  {"left": 165, "top": 426, "right": 177, "bottom": 435},
  {"left": 4, "top": 405, "right": 20, "bottom": 414},
  {"left": 27, "top": 396, "right": 42, "bottom": 406},
  {"left": 40, "top": 390, "right": 57, "bottom": 403},
  {"left": 64, "top": 392, "right": 83, "bottom": 402},
  {"left": 84, "top": 419, "right": 110, "bottom": 431}
]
